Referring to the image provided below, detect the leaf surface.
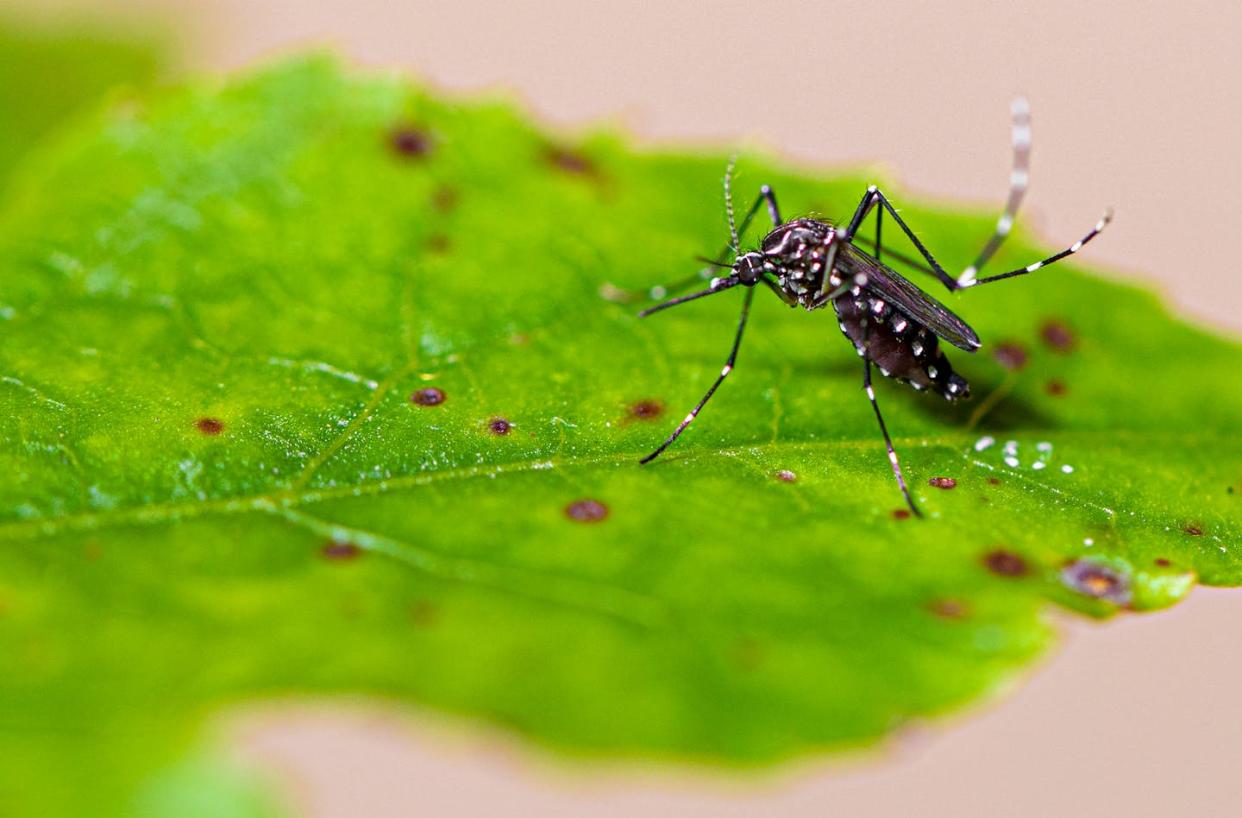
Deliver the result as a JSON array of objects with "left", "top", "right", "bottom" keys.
[{"left": 1, "top": 57, "right": 1239, "bottom": 817}]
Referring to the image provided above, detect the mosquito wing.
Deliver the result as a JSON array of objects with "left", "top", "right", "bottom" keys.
[{"left": 839, "top": 245, "right": 980, "bottom": 351}]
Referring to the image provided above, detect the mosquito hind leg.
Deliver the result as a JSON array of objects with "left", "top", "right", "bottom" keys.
[
  {"left": 956, "top": 97, "right": 1032, "bottom": 287},
  {"left": 862, "top": 358, "right": 921, "bottom": 517},
  {"left": 641, "top": 286, "right": 756, "bottom": 463}
]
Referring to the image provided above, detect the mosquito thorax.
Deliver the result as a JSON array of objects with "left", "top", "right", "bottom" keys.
[{"left": 759, "top": 217, "right": 837, "bottom": 307}]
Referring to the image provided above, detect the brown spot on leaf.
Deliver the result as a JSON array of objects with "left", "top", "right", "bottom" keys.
[
  {"left": 1154, "top": 558, "right": 1172, "bottom": 567},
  {"left": 425, "top": 233, "right": 451, "bottom": 254},
  {"left": 411, "top": 387, "right": 446, "bottom": 406},
  {"left": 928, "top": 477, "right": 957, "bottom": 489},
  {"left": 892, "top": 508, "right": 912, "bottom": 520},
  {"left": 928, "top": 599, "right": 970, "bottom": 620},
  {"left": 1046, "top": 379, "right": 1068, "bottom": 397},
  {"left": 195, "top": 417, "right": 224, "bottom": 435},
  {"left": 321, "top": 541, "right": 362, "bottom": 561},
  {"left": 987, "top": 477, "right": 1002, "bottom": 486},
  {"left": 488, "top": 417, "right": 512, "bottom": 436},
  {"left": 430, "top": 185, "right": 458, "bottom": 212},
  {"left": 1040, "top": 319, "right": 1076, "bottom": 352},
  {"left": 630, "top": 399, "right": 664, "bottom": 420},
  {"left": 1061, "top": 560, "right": 1131, "bottom": 605},
  {"left": 992, "top": 341, "right": 1028, "bottom": 370},
  {"left": 775, "top": 469, "right": 797, "bottom": 483},
  {"left": 390, "top": 125, "right": 433, "bottom": 158},
  {"left": 410, "top": 599, "right": 438, "bottom": 627},
  {"left": 1183, "top": 524, "right": 1204, "bottom": 536},
  {"left": 565, "top": 498, "right": 608, "bottom": 523},
  {"left": 546, "top": 144, "right": 597, "bottom": 176},
  {"left": 983, "top": 549, "right": 1029, "bottom": 577}
]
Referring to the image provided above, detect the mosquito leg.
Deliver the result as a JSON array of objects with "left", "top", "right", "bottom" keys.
[
  {"left": 956, "top": 97, "right": 1032, "bottom": 287},
  {"left": 875, "top": 202, "right": 883, "bottom": 263},
  {"left": 846, "top": 187, "right": 962, "bottom": 292},
  {"left": 862, "top": 358, "right": 921, "bottom": 516},
  {"left": 641, "top": 286, "right": 756, "bottom": 464},
  {"left": 968, "top": 210, "right": 1112, "bottom": 286}
]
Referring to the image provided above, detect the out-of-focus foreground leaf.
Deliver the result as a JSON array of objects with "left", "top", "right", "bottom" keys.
[
  {"left": 0, "top": 16, "right": 161, "bottom": 193},
  {"left": 0, "top": 57, "right": 1238, "bottom": 817}
]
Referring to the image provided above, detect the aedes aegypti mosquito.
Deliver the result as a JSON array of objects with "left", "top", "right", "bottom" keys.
[{"left": 633, "top": 99, "right": 1111, "bottom": 516}]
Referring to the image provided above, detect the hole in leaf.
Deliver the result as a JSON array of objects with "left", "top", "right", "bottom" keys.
[
  {"left": 565, "top": 498, "right": 608, "bottom": 523},
  {"left": 982, "top": 549, "right": 1028, "bottom": 577},
  {"left": 488, "top": 417, "right": 512, "bottom": 435},
  {"left": 411, "top": 387, "right": 446, "bottom": 407},
  {"left": 195, "top": 417, "right": 224, "bottom": 435}
]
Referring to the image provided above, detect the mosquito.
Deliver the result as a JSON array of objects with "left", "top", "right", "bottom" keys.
[{"left": 634, "top": 99, "right": 1111, "bottom": 516}]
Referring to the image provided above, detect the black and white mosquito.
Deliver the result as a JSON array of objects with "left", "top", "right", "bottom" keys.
[{"left": 633, "top": 99, "right": 1111, "bottom": 516}]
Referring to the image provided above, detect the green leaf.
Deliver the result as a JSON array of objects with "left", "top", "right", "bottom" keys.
[{"left": 1, "top": 57, "right": 1239, "bottom": 816}]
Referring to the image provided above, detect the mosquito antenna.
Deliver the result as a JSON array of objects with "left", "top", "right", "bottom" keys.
[
  {"left": 694, "top": 255, "right": 734, "bottom": 269},
  {"left": 724, "top": 156, "right": 740, "bottom": 254},
  {"left": 639, "top": 276, "right": 741, "bottom": 318}
]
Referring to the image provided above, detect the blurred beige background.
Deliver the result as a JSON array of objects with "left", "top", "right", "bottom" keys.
[{"left": 17, "top": 0, "right": 1242, "bottom": 815}]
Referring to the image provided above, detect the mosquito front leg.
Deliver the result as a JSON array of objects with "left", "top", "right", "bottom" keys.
[{"left": 641, "top": 286, "right": 756, "bottom": 464}]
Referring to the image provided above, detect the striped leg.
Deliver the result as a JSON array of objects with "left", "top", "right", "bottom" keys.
[
  {"left": 640, "top": 286, "right": 756, "bottom": 464},
  {"left": 862, "top": 359, "right": 921, "bottom": 517},
  {"left": 967, "top": 210, "right": 1112, "bottom": 286},
  {"left": 956, "top": 97, "right": 1032, "bottom": 287},
  {"left": 851, "top": 98, "right": 1038, "bottom": 290}
]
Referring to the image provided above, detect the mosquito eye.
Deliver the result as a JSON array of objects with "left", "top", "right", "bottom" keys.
[{"left": 733, "top": 258, "right": 760, "bottom": 284}]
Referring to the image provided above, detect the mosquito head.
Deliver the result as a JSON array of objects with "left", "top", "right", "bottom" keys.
[{"left": 734, "top": 251, "right": 765, "bottom": 285}]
